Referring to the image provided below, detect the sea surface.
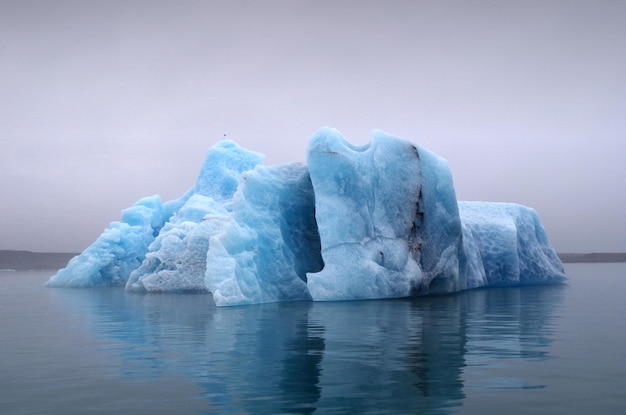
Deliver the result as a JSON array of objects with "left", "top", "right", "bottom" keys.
[{"left": 1, "top": 263, "right": 624, "bottom": 414}]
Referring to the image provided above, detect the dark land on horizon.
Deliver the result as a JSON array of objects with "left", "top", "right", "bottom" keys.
[
  {"left": 0, "top": 250, "right": 78, "bottom": 271},
  {"left": 0, "top": 250, "right": 625, "bottom": 271},
  {"left": 557, "top": 252, "right": 626, "bottom": 263}
]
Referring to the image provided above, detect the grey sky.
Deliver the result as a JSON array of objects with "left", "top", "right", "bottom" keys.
[{"left": 1, "top": 0, "right": 624, "bottom": 253}]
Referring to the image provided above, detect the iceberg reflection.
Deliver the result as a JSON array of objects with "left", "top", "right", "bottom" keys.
[{"left": 50, "top": 282, "right": 564, "bottom": 413}]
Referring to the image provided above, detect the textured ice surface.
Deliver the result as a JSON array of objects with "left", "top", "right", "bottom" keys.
[
  {"left": 47, "top": 129, "right": 566, "bottom": 305},
  {"left": 206, "top": 163, "right": 323, "bottom": 306},
  {"left": 46, "top": 195, "right": 171, "bottom": 287},
  {"left": 305, "top": 129, "right": 423, "bottom": 301},
  {"left": 47, "top": 140, "right": 263, "bottom": 289},
  {"left": 410, "top": 138, "right": 467, "bottom": 295},
  {"left": 459, "top": 202, "right": 566, "bottom": 286},
  {"left": 125, "top": 195, "right": 231, "bottom": 292}
]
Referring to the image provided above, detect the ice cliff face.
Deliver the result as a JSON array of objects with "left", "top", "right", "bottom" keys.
[
  {"left": 206, "top": 163, "right": 323, "bottom": 306},
  {"left": 46, "top": 128, "right": 566, "bottom": 305},
  {"left": 458, "top": 202, "right": 566, "bottom": 287},
  {"left": 305, "top": 129, "right": 424, "bottom": 301}
]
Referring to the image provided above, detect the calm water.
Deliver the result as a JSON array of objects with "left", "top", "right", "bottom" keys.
[{"left": 1, "top": 263, "right": 624, "bottom": 414}]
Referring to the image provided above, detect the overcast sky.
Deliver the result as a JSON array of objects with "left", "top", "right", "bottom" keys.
[{"left": 1, "top": 0, "right": 624, "bottom": 253}]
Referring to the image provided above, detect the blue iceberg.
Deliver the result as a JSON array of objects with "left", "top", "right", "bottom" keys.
[
  {"left": 47, "top": 139, "right": 263, "bottom": 289},
  {"left": 47, "top": 128, "right": 566, "bottom": 305},
  {"left": 206, "top": 162, "right": 323, "bottom": 306}
]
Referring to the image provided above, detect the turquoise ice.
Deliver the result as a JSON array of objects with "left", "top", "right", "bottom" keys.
[
  {"left": 47, "top": 140, "right": 263, "bottom": 289},
  {"left": 47, "top": 128, "right": 566, "bottom": 305}
]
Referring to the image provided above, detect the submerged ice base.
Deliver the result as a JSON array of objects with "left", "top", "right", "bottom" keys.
[{"left": 47, "top": 129, "right": 566, "bottom": 305}]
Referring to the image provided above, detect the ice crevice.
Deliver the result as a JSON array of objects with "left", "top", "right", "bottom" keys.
[{"left": 46, "top": 127, "right": 566, "bottom": 306}]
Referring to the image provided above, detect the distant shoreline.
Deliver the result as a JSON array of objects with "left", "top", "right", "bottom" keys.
[
  {"left": 0, "top": 250, "right": 78, "bottom": 271},
  {"left": 557, "top": 252, "right": 626, "bottom": 263},
  {"left": 1, "top": 250, "right": 625, "bottom": 271}
]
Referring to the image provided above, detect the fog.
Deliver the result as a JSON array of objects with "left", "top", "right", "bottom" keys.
[{"left": 1, "top": 0, "right": 624, "bottom": 253}]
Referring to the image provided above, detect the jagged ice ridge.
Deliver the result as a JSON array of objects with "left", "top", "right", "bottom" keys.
[{"left": 46, "top": 128, "right": 566, "bottom": 305}]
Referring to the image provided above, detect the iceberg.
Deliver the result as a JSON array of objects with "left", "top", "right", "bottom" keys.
[
  {"left": 47, "top": 128, "right": 566, "bottom": 305},
  {"left": 47, "top": 140, "right": 263, "bottom": 289},
  {"left": 45, "top": 194, "right": 171, "bottom": 287},
  {"left": 458, "top": 202, "right": 566, "bottom": 287},
  {"left": 305, "top": 129, "right": 424, "bottom": 301},
  {"left": 206, "top": 163, "right": 324, "bottom": 306}
]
